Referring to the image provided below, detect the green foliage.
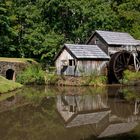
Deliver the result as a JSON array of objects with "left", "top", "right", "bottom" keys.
[
  {"left": 121, "top": 70, "right": 140, "bottom": 84},
  {"left": 0, "top": 76, "right": 22, "bottom": 94},
  {"left": 18, "top": 86, "right": 57, "bottom": 105},
  {"left": 89, "top": 75, "right": 107, "bottom": 86},
  {"left": 83, "top": 72, "right": 107, "bottom": 86},
  {"left": 45, "top": 73, "right": 59, "bottom": 85},
  {"left": 16, "top": 65, "right": 45, "bottom": 85},
  {"left": 48, "top": 66, "right": 56, "bottom": 73},
  {"left": 1, "top": 0, "right": 140, "bottom": 63}
]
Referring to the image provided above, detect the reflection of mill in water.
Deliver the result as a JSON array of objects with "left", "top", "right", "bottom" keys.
[
  {"left": 134, "top": 99, "right": 140, "bottom": 115},
  {"left": 57, "top": 94, "right": 139, "bottom": 138}
]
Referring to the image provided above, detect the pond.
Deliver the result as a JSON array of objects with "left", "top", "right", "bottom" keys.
[{"left": 0, "top": 85, "right": 140, "bottom": 140}]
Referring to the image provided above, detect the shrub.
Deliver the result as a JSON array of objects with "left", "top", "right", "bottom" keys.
[
  {"left": 82, "top": 72, "right": 107, "bottom": 86},
  {"left": 121, "top": 70, "right": 140, "bottom": 84},
  {"left": 89, "top": 75, "right": 107, "bottom": 86},
  {"left": 48, "top": 67, "right": 56, "bottom": 73},
  {"left": 45, "top": 73, "right": 59, "bottom": 85},
  {"left": 16, "top": 65, "right": 45, "bottom": 85}
]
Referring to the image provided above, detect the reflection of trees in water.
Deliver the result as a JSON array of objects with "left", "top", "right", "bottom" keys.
[
  {"left": 0, "top": 86, "right": 109, "bottom": 140},
  {"left": 120, "top": 87, "right": 140, "bottom": 116},
  {"left": 0, "top": 86, "right": 140, "bottom": 139},
  {"left": 107, "top": 86, "right": 140, "bottom": 121},
  {"left": 0, "top": 96, "right": 107, "bottom": 140}
]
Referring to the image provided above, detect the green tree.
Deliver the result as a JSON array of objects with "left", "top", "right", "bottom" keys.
[
  {"left": 0, "top": 0, "right": 15, "bottom": 56},
  {"left": 0, "top": 0, "right": 140, "bottom": 64},
  {"left": 111, "top": 0, "right": 140, "bottom": 39}
]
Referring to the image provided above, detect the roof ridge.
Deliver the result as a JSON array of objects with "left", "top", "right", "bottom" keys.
[
  {"left": 65, "top": 44, "right": 97, "bottom": 46},
  {"left": 95, "top": 30, "right": 131, "bottom": 35}
]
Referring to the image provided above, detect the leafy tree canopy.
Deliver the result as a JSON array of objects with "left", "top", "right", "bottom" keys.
[{"left": 0, "top": 0, "right": 140, "bottom": 64}]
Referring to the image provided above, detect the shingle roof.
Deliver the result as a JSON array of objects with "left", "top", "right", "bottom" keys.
[
  {"left": 87, "top": 30, "right": 139, "bottom": 46},
  {"left": 66, "top": 111, "right": 110, "bottom": 128},
  {"left": 98, "top": 122, "right": 138, "bottom": 138},
  {"left": 65, "top": 44, "right": 110, "bottom": 60},
  {"left": 96, "top": 30, "right": 139, "bottom": 45},
  {"left": 136, "top": 40, "right": 140, "bottom": 45}
]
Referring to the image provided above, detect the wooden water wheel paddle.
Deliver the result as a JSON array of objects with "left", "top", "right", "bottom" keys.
[{"left": 108, "top": 50, "right": 134, "bottom": 83}]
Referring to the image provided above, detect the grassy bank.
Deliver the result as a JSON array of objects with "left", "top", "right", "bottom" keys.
[
  {"left": 16, "top": 65, "right": 107, "bottom": 86},
  {"left": 45, "top": 73, "right": 107, "bottom": 86},
  {"left": 0, "top": 76, "right": 22, "bottom": 94},
  {"left": 0, "top": 57, "right": 37, "bottom": 63}
]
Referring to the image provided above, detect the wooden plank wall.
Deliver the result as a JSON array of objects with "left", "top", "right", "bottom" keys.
[
  {"left": 55, "top": 49, "right": 74, "bottom": 75},
  {"left": 76, "top": 60, "right": 108, "bottom": 76},
  {"left": 87, "top": 35, "right": 108, "bottom": 54}
]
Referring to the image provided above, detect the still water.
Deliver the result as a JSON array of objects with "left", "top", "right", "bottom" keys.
[{"left": 0, "top": 86, "right": 140, "bottom": 140}]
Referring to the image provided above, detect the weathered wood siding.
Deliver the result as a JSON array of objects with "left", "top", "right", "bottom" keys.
[
  {"left": 87, "top": 34, "right": 108, "bottom": 54},
  {"left": 108, "top": 45, "right": 139, "bottom": 54},
  {"left": 76, "top": 60, "right": 108, "bottom": 76},
  {"left": 55, "top": 49, "right": 74, "bottom": 75},
  {"left": 56, "top": 59, "right": 108, "bottom": 76},
  {"left": 87, "top": 34, "right": 139, "bottom": 55}
]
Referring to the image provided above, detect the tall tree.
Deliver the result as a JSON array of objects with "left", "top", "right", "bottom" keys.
[
  {"left": 0, "top": 0, "right": 15, "bottom": 56},
  {"left": 0, "top": 0, "right": 140, "bottom": 64}
]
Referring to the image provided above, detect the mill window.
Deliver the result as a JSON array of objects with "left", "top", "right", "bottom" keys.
[{"left": 69, "top": 60, "right": 75, "bottom": 66}]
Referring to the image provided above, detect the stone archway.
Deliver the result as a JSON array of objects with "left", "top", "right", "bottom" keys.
[{"left": 6, "top": 69, "right": 15, "bottom": 80}]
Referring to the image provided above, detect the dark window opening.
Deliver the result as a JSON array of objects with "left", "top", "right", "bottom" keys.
[
  {"left": 69, "top": 60, "right": 75, "bottom": 66},
  {"left": 6, "top": 69, "right": 14, "bottom": 80},
  {"left": 69, "top": 60, "right": 73, "bottom": 66},
  {"left": 95, "top": 38, "right": 99, "bottom": 44},
  {"left": 73, "top": 60, "right": 75, "bottom": 66}
]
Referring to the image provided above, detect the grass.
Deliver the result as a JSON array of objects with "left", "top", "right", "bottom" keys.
[
  {"left": 0, "top": 57, "right": 37, "bottom": 63},
  {"left": 0, "top": 76, "right": 22, "bottom": 94},
  {"left": 45, "top": 73, "right": 60, "bottom": 85}
]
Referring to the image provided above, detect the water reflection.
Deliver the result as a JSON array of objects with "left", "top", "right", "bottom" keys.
[
  {"left": 56, "top": 92, "right": 139, "bottom": 138},
  {"left": 57, "top": 94, "right": 109, "bottom": 125},
  {"left": 0, "top": 86, "right": 140, "bottom": 140}
]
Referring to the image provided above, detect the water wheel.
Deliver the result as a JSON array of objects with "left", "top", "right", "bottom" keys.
[{"left": 108, "top": 50, "right": 134, "bottom": 83}]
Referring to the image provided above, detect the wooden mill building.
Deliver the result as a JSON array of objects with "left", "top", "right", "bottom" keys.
[
  {"left": 54, "top": 30, "right": 140, "bottom": 76},
  {"left": 54, "top": 44, "right": 110, "bottom": 76},
  {"left": 86, "top": 30, "right": 139, "bottom": 55}
]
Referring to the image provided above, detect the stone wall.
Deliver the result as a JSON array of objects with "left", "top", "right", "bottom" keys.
[{"left": 0, "top": 61, "right": 27, "bottom": 80}]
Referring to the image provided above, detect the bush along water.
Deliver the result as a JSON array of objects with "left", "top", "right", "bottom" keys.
[
  {"left": 16, "top": 64, "right": 107, "bottom": 86},
  {"left": 16, "top": 64, "right": 45, "bottom": 85},
  {"left": 83, "top": 73, "right": 107, "bottom": 86},
  {"left": 120, "top": 70, "right": 140, "bottom": 85}
]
